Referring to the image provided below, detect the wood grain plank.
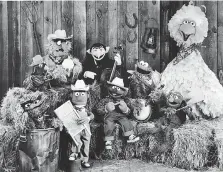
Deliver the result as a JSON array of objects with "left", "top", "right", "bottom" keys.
[
  {"left": 15, "top": 1, "right": 21, "bottom": 86},
  {"left": 2, "top": 1, "right": 9, "bottom": 94},
  {"left": 218, "top": 1, "right": 223, "bottom": 78},
  {"left": 43, "top": 1, "right": 53, "bottom": 51},
  {"left": 33, "top": 1, "right": 44, "bottom": 56},
  {"left": 139, "top": 1, "right": 160, "bottom": 71},
  {"left": 20, "top": 1, "right": 34, "bottom": 82},
  {"left": 196, "top": 1, "right": 218, "bottom": 75},
  {"left": 125, "top": 1, "right": 138, "bottom": 70},
  {"left": 108, "top": 0, "right": 118, "bottom": 59},
  {"left": 53, "top": 1, "right": 62, "bottom": 32},
  {"left": 96, "top": 1, "right": 108, "bottom": 45},
  {"left": 73, "top": 1, "right": 86, "bottom": 61},
  {"left": 86, "top": 1, "right": 96, "bottom": 49},
  {"left": 160, "top": 1, "right": 170, "bottom": 72},
  {"left": 0, "top": 2, "right": 4, "bottom": 98},
  {"left": 62, "top": 1, "right": 73, "bottom": 36},
  {"left": 7, "top": 1, "right": 19, "bottom": 87},
  {"left": 117, "top": 1, "right": 127, "bottom": 66},
  {"left": 62, "top": 1, "right": 73, "bottom": 55}
]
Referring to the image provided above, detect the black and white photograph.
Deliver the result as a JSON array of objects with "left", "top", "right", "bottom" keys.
[{"left": 0, "top": 0, "right": 222, "bottom": 171}]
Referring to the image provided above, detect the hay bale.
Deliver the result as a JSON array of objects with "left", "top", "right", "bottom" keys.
[
  {"left": 90, "top": 121, "right": 158, "bottom": 160},
  {"left": 0, "top": 122, "right": 19, "bottom": 172},
  {"left": 171, "top": 121, "right": 213, "bottom": 169},
  {"left": 170, "top": 118, "right": 223, "bottom": 170},
  {"left": 87, "top": 83, "right": 101, "bottom": 111}
]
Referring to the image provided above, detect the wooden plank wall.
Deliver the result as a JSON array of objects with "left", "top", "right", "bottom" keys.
[{"left": 0, "top": 0, "right": 222, "bottom": 100}]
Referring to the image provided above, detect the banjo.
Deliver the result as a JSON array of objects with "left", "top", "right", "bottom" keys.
[{"left": 132, "top": 99, "right": 153, "bottom": 122}]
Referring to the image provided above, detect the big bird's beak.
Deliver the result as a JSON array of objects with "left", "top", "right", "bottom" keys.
[{"left": 179, "top": 23, "right": 196, "bottom": 41}]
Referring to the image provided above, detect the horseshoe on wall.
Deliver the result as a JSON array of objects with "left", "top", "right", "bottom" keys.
[
  {"left": 125, "top": 13, "right": 138, "bottom": 29},
  {"left": 127, "top": 30, "right": 137, "bottom": 43}
]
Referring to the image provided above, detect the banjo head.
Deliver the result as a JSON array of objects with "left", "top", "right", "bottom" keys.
[{"left": 132, "top": 99, "right": 152, "bottom": 122}]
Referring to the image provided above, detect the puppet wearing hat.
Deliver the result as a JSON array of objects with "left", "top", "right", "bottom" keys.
[
  {"left": 23, "top": 55, "right": 52, "bottom": 91},
  {"left": 69, "top": 80, "right": 94, "bottom": 168},
  {"left": 94, "top": 77, "right": 139, "bottom": 150},
  {"left": 43, "top": 30, "right": 82, "bottom": 85}
]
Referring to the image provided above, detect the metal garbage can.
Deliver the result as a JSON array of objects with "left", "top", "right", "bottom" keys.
[{"left": 18, "top": 128, "right": 60, "bottom": 172}]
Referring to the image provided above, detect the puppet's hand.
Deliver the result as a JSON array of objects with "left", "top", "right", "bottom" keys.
[
  {"left": 119, "top": 101, "right": 128, "bottom": 113},
  {"left": 149, "top": 89, "right": 163, "bottom": 103},
  {"left": 114, "top": 54, "right": 122, "bottom": 65},
  {"left": 76, "top": 117, "right": 90, "bottom": 125},
  {"left": 164, "top": 107, "right": 176, "bottom": 117},
  {"left": 105, "top": 102, "right": 115, "bottom": 112},
  {"left": 84, "top": 71, "right": 97, "bottom": 79}
]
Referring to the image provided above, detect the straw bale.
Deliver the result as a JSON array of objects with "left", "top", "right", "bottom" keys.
[{"left": 0, "top": 122, "right": 19, "bottom": 172}]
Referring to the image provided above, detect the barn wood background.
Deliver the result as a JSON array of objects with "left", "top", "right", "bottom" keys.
[{"left": 0, "top": 1, "right": 222, "bottom": 100}]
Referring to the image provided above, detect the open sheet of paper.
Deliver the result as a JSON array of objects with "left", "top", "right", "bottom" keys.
[{"left": 54, "top": 100, "right": 85, "bottom": 145}]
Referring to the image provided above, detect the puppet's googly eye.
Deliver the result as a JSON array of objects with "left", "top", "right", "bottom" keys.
[
  {"left": 81, "top": 92, "right": 85, "bottom": 96},
  {"left": 191, "top": 22, "right": 196, "bottom": 27},
  {"left": 112, "top": 86, "right": 116, "bottom": 89},
  {"left": 57, "top": 41, "right": 62, "bottom": 46},
  {"left": 75, "top": 92, "right": 79, "bottom": 96},
  {"left": 144, "top": 62, "right": 149, "bottom": 67},
  {"left": 117, "top": 87, "right": 120, "bottom": 91},
  {"left": 25, "top": 103, "right": 31, "bottom": 108},
  {"left": 34, "top": 100, "right": 40, "bottom": 104},
  {"left": 139, "top": 61, "right": 144, "bottom": 65}
]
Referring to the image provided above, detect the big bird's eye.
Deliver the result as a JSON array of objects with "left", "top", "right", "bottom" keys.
[
  {"left": 144, "top": 62, "right": 149, "bottom": 67},
  {"left": 117, "top": 87, "right": 120, "bottom": 91},
  {"left": 75, "top": 92, "right": 79, "bottom": 96},
  {"left": 112, "top": 86, "right": 116, "bottom": 89},
  {"left": 191, "top": 22, "right": 196, "bottom": 27},
  {"left": 81, "top": 92, "right": 85, "bottom": 96},
  {"left": 183, "top": 20, "right": 188, "bottom": 24}
]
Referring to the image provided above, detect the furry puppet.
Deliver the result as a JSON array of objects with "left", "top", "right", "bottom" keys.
[
  {"left": 0, "top": 87, "right": 65, "bottom": 132},
  {"left": 44, "top": 30, "right": 82, "bottom": 85},
  {"left": 23, "top": 55, "right": 52, "bottom": 91},
  {"left": 155, "top": 2, "right": 223, "bottom": 119},
  {"left": 147, "top": 91, "right": 193, "bottom": 152},
  {"left": 129, "top": 60, "right": 160, "bottom": 99},
  {"left": 94, "top": 77, "right": 139, "bottom": 150}
]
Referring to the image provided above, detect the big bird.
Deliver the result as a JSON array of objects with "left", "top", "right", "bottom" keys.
[{"left": 156, "top": 1, "right": 223, "bottom": 119}]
